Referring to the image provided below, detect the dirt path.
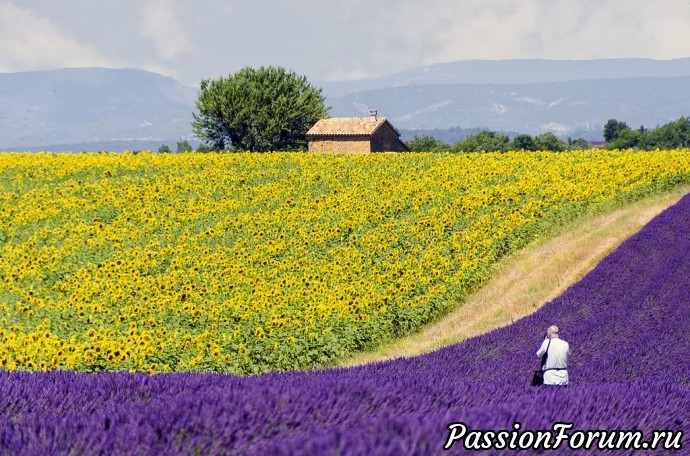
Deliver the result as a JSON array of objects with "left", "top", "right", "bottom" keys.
[{"left": 340, "top": 186, "right": 690, "bottom": 367}]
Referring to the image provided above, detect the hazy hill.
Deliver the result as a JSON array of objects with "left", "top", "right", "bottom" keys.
[
  {"left": 324, "top": 58, "right": 690, "bottom": 140},
  {"left": 0, "top": 67, "right": 196, "bottom": 151},
  {"left": 328, "top": 76, "right": 690, "bottom": 138},
  {"left": 1, "top": 59, "right": 690, "bottom": 150},
  {"left": 321, "top": 58, "right": 690, "bottom": 96}
]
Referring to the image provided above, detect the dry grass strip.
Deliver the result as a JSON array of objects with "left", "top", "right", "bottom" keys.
[{"left": 341, "top": 186, "right": 690, "bottom": 367}]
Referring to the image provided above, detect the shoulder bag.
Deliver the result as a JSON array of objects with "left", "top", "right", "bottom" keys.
[{"left": 531, "top": 339, "right": 550, "bottom": 386}]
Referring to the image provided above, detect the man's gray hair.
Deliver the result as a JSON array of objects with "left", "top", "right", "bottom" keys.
[{"left": 547, "top": 325, "right": 560, "bottom": 337}]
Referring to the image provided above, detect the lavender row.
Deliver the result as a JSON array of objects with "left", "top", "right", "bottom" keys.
[{"left": 2, "top": 193, "right": 690, "bottom": 455}]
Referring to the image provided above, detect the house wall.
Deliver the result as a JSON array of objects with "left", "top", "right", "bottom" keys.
[
  {"left": 370, "top": 124, "right": 409, "bottom": 152},
  {"left": 308, "top": 137, "right": 371, "bottom": 153},
  {"left": 307, "top": 122, "right": 409, "bottom": 153}
]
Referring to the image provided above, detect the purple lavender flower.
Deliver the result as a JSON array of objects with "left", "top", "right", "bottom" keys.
[{"left": 2, "top": 194, "right": 690, "bottom": 455}]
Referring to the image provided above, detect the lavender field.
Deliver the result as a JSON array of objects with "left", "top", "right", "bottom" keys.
[{"left": 2, "top": 194, "right": 690, "bottom": 455}]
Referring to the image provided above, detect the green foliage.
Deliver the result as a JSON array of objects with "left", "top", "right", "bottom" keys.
[
  {"left": 196, "top": 143, "right": 213, "bottom": 153},
  {"left": 605, "top": 116, "right": 690, "bottom": 150},
  {"left": 604, "top": 119, "right": 630, "bottom": 143},
  {"left": 192, "top": 66, "right": 330, "bottom": 152},
  {"left": 567, "top": 138, "right": 592, "bottom": 150},
  {"left": 176, "top": 140, "right": 193, "bottom": 153},
  {"left": 405, "top": 134, "right": 449, "bottom": 152},
  {"left": 511, "top": 134, "right": 537, "bottom": 151},
  {"left": 652, "top": 117, "right": 690, "bottom": 149},
  {"left": 453, "top": 131, "right": 511, "bottom": 152},
  {"left": 158, "top": 144, "right": 172, "bottom": 153},
  {"left": 606, "top": 127, "right": 641, "bottom": 149},
  {"left": 450, "top": 131, "right": 575, "bottom": 153},
  {"left": 534, "top": 132, "right": 567, "bottom": 152}
]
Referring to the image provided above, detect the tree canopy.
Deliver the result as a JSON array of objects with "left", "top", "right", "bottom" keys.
[
  {"left": 534, "top": 132, "right": 566, "bottom": 152},
  {"left": 446, "top": 130, "right": 581, "bottom": 152},
  {"left": 192, "top": 66, "right": 330, "bottom": 152},
  {"left": 406, "top": 134, "right": 449, "bottom": 152},
  {"left": 603, "top": 119, "right": 630, "bottom": 143},
  {"left": 452, "top": 131, "right": 511, "bottom": 153},
  {"left": 604, "top": 116, "right": 690, "bottom": 150},
  {"left": 176, "top": 140, "right": 193, "bottom": 153},
  {"left": 511, "top": 133, "right": 537, "bottom": 151}
]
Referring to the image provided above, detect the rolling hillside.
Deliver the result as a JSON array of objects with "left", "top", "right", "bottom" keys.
[
  {"left": 2, "top": 59, "right": 690, "bottom": 149},
  {"left": 0, "top": 68, "right": 196, "bottom": 150},
  {"left": 328, "top": 76, "right": 690, "bottom": 137}
]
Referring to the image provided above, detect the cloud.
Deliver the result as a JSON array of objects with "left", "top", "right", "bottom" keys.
[
  {"left": 0, "top": 1, "right": 117, "bottom": 72},
  {"left": 1, "top": 0, "right": 689, "bottom": 85},
  {"left": 391, "top": 0, "right": 690, "bottom": 65},
  {"left": 140, "top": 0, "right": 196, "bottom": 60},
  {"left": 186, "top": 0, "right": 690, "bottom": 83}
]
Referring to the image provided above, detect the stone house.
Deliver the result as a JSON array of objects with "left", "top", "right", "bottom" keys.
[{"left": 306, "top": 111, "right": 410, "bottom": 153}]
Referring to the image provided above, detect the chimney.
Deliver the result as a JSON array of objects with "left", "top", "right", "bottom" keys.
[{"left": 369, "top": 110, "right": 378, "bottom": 121}]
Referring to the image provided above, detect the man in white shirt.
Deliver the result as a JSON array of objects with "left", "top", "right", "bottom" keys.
[{"left": 536, "top": 325, "right": 570, "bottom": 385}]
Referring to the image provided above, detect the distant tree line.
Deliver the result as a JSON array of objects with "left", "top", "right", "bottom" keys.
[
  {"left": 399, "top": 126, "right": 494, "bottom": 145},
  {"left": 165, "top": 115, "right": 690, "bottom": 153},
  {"left": 157, "top": 140, "right": 213, "bottom": 153},
  {"left": 603, "top": 117, "right": 690, "bottom": 150},
  {"left": 406, "top": 131, "right": 590, "bottom": 153},
  {"left": 406, "top": 116, "right": 690, "bottom": 152}
]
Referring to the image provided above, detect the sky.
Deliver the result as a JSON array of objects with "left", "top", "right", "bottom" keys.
[{"left": 1, "top": 0, "right": 690, "bottom": 87}]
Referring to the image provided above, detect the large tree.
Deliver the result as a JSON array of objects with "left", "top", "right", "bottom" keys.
[{"left": 192, "top": 66, "right": 329, "bottom": 152}]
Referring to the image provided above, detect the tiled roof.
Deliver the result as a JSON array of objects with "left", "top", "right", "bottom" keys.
[{"left": 307, "top": 117, "right": 392, "bottom": 137}]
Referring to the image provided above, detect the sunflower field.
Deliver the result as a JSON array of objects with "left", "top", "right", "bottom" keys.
[{"left": 1, "top": 150, "right": 689, "bottom": 374}]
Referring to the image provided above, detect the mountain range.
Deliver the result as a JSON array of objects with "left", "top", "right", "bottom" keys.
[
  {"left": 0, "top": 68, "right": 196, "bottom": 151},
  {"left": 1, "top": 58, "right": 690, "bottom": 151}
]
